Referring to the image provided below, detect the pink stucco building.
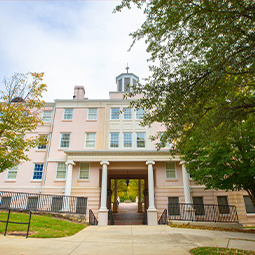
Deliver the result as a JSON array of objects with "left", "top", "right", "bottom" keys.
[{"left": 0, "top": 71, "right": 254, "bottom": 225}]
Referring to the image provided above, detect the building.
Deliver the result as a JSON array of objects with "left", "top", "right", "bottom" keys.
[{"left": 0, "top": 70, "right": 254, "bottom": 225}]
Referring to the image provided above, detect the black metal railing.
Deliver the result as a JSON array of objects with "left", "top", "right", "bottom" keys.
[
  {"left": 0, "top": 191, "right": 87, "bottom": 215},
  {"left": 108, "top": 209, "right": 114, "bottom": 225},
  {"left": 0, "top": 208, "right": 32, "bottom": 238},
  {"left": 89, "top": 209, "right": 98, "bottom": 225},
  {"left": 168, "top": 203, "right": 239, "bottom": 223},
  {"left": 158, "top": 209, "right": 168, "bottom": 225},
  {"left": 142, "top": 209, "right": 147, "bottom": 225}
]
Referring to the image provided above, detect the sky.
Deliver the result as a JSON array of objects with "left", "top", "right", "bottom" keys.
[{"left": 0, "top": 0, "right": 150, "bottom": 102}]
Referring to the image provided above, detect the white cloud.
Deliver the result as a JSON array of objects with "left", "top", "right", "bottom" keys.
[{"left": 0, "top": 1, "right": 150, "bottom": 101}]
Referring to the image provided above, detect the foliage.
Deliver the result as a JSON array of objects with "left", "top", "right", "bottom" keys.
[
  {"left": 0, "top": 72, "right": 46, "bottom": 172},
  {"left": 190, "top": 247, "right": 255, "bottom": 255},
  {"left": 0, "top": 211, "right": 85, "bottom": 238},
  {"left": 116, "top": 1, "right": 255, "bottom": 203}
]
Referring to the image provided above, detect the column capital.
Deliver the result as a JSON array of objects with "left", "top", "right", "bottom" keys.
[
  {"left": 180, "top": 161, "right": 186, "bottom": 165},
  {"left": 66, "top": 160, "right": 75, "bottom": 166},
  {"left": 146, "top": 161, "right": 155, "bottom": 165},
  {"left": 100, "top": 160, "right": 109, "bottom": 166}
]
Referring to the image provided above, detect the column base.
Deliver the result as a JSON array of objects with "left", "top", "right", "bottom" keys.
[
  {"left": 138, "top": 202, "right": 143, "bottom": 212},
  {"left": 113, "top": 202, "right": 118, "bottom": 213},
  {"left": 147, "top": 208, "right": 158, "bottom": 225},
  {"left": 98, "top": 208, "right": 109, "bottom": 226},
  {"left": 183, "top": 207, "right": 196, "bottom": 221}
]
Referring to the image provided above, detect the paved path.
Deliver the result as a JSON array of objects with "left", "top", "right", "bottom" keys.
[
  {"left": 1, "top": 225, "right": 255, "bottom": 255},
  {"left": 113, "top": 203, "right": 144, "bottom": 225}
]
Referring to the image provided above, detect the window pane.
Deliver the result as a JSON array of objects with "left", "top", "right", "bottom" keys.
[
  {"left": 0, "top": 197, "right": 12, "bottom": 209},
  {"left": 123, "top": 133, "right": 132, "bottom": 148},
  {"left": 193, "top": 197, "right": 205, "bottom": 216},
  {"left": 166, "top": 162, "right": 176, "bottom": 179},
  {"left": 7, "top": 165, "right": 18, "bottom": 180},
  {"left": 56, "top": 163, "right": 66, "bottom": 179},
  {"left": 136, "top": 133, "right": 145, "bottom": 148},
  {"left": 123, "top": 108, "right": 132, "bottom": 120},
  {"left": 51, "top": 197, "right": 63, "bottom": 212},
  {"left": 111, "top": 108, "right": 120, "bottom": 120},
  {"left": 110, "top": 133, "right": 119, "bottom": 148},
  {"left": 88, "top": 108, "right": 97, "bottom": 120},
  {"left": 85, "top": 133, "right": 96, "bottom": 148},
  {"left": 63, "top": 109, "right": 73, "bottom": 120},
  {"left": 60, "top": 133, "right": 70, "bottom": 148},
  {"left": 76, "top": 197, "right": 87, "bottom": 214},
  {"left": 124, "top": 78, "right": 130, "bottom": 92},
  {"left": 217, "top": 196, "right": 230, "bottom": 214},
  {"left": 117, "top": 79, "right": 122, "bottom": 92},
  {"left": 42, "top": 111, "right": 52, "bottom": 122},
  {"left": 136, "top": 108, "right": 144, "bottom": 119},
  {"left": 33, "top": 164, "right": 43, "bottom": 180},
  {"left": 27, "top": 196, "right": 39, "bottom": 210},
  {"left": 79, "top": 163, "right": 89, "bottom": 179},
  {"left": 37, "top": 135, "right": 48, "bottom": 150},
  {"left": 244, "top": 196, "right": 255, "bottom": 214},
  {"left": 168, "top": 197, "right": 180, "bottom": 216}
]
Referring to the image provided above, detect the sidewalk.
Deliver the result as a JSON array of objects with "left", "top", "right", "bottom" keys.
[{"left": 0, "top": 225, "right": 255, "bottom": 255}]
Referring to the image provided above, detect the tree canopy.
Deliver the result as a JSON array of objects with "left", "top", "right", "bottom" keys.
[
  {"left": 0, "top": 72, "right": 47, "bottom": 172},
  {"left": 116, "top": 1, "right": 255, "bottom": 203}
]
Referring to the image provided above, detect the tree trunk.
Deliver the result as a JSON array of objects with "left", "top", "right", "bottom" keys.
[{"left": 247, "top": 188, "right": 255, "bottom": 207}]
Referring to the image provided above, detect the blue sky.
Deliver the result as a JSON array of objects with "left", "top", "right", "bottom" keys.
[{"left": 0, "top": 1, "right": 149, "bottom": 101}]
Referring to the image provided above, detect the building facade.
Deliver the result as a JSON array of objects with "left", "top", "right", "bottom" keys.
[{"left": 0, "top": 71, "right": 254, "bottom": 225}]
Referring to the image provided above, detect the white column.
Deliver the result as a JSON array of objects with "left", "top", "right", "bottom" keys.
[
  {"left": 146, "top": 161, "right": 158, "bottom": 225},
  {"left": 98, "top": 160, "right": 109, "bottom": 226},
  {"left": 65, "top": 160, "right": 75, "bottom": 196}
]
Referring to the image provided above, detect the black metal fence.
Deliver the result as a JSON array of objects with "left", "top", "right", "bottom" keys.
[
  {"left": 158, "top": 209, "right": 167, "bottom": 225},
  {"left": 168, "top": 203, "right": 239, "bottom": 223},
  {"left": 0, "top": 191, "right": 87, "bottom": 215},
  {"left": 89, "top": 209, "right": 98, "bottom": 225}
]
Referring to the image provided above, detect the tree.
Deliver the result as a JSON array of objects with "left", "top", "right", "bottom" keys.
[
  {"left": 0, "top": 72, "right": 47, "bottom": 172},
  {"left": 116, "top": 1, "right": 255, "bottom": 204}
]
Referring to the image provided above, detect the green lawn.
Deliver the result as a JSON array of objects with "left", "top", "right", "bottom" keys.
[
  {"left": 0, "top": 211, "right": 86, "bottom": 238},
  {"left": 190, "top": 247, "right": 255, "bottom": 255}
]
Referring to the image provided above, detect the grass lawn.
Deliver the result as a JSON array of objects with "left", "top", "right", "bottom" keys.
[
  {"left": 190, "top": 247, "right": 255, "bottom": 255},
  {"left": 0, "top": 211, "right": 86, "bottom": 238}
]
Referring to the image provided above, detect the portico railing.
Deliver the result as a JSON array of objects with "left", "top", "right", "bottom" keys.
[
  {"left": 168, "top": 203, "right": 239, "bottom": 223},
  {"left": 0, "top": 191, "right": 87, "bottom": 215}
]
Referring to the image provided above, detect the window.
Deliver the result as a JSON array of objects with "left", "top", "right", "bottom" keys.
[
  {"left": 123, "top": 108, "right": 132, "bottom": 120},
  {"left": 136, "top": 108, "right": 144, "bottom": 119},
  {"left": 85, "top": 133, "right": 96, "bottom": 148},
  {"left": 159, "top": 132, "right": 171, "bottom": 148},
  {"left": 123, "top": 133, "right": 132, "bottom": 148},
  {"left": 166, "top": 162, "right": 176, "bottom": 179},
  {"left": 217, "top": 196, "right": 230, "bottom": 214},
  {"left": 110, "top": 133, "right": 119, "bottom": 148},
  {"left": 87, "top": 108, "right": 97, "bottom": 120},
  {"left": 37, "top": 135, "right": 48, "bottom": 150},
  {"left": 0, "top": 197, "right": 12, "bottom": 209},
  {"left": 63, "top": 108, "right": 73, "bottom": 120},
  {"left": 76, "top": 197, "right": 87, "bottom": 214},
  {"left": 124, "top": 78, "right": 130, "bottom": 92},
  {"left": 117, "top": 79, "right": 122, "bottom": 92},
  {"left": 193, "top": 197, "right": 205, "bottom": 216},
  {"left": 136, "top": 132, "right": 146, "bottom": 148},
  {"left": 60, "top": 133, "right": 70, "bottom": 148},
  {"left": 56, "top": 163, "right": 67, "bottom": 179},
  {"left": 42, "top": 111, "right": 52, "bottom": 122},
  {"left": 33, "top": 164, "right": 44, "bottom": 180},
  {"left": 79, "top": 163, "right": 89, "bottom": 179},
  {"left": 244, "top": 196, "right": 255, "bottom": 214},
  {"left": 111, "top": 108, "right": 120, "bottom": 120},
  {"left": 7, "top": 165, "right": 18, "bottom": 180},
  {"left": 27, "top": 196, "right": 38, "bottom": 210},
  {"left": 51, "top": 197, "right": 63, "bottom": 212},
  {"left": 168, "top": 197, "right": 180, "bottom": 216}
]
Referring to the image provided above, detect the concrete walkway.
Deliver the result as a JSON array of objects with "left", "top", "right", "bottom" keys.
[{"left": 0, "top": 225, "right": 255, "bottom": 255}]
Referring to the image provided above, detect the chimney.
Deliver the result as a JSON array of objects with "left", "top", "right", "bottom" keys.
[{"left": 73, "top": 86, "right": 85, "bottom": 100}]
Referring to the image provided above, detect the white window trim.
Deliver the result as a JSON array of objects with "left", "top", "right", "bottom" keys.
[
  {"left": 166, "top": 162, "right": 177, "bottom": 179},
  {"left": 123, "top": 132, "right": 133, "bottom": 149},
  {"left": 110, "top": 108, "right": 120, "bottom": 120},
  {"left": 87, "top": 108, "right": 98, "bottom": 120},
  {"left": 42, "top": 111, "right": 52, "bottom": 122},
  {"left": 135, "top": 108, "right": 144, "bottom": 120},
  {"left": 55, "top": 162, "right": 67, "bottom": 180},
  {"left": 37, "top": 134, "right": 48, "bottom": 150},
  {"left": 136, "top": 132, "right": 146, "bottom": 149},
  {"left": 63, "top": 108, "right": 73, "bottom": 120},
  {"left": 85, "top": 132, "right": 96, "bottom": 148},
  {"left": 32, "top": 163, "right": 44, "bottom": 180},
  {"left": 79, "top": 163, "right": 90, "bottom": 180},
  {"left": 109, "top": 132, "right": 120, "bottom": 149},
  {"left": 59, "top": 133, "right": 71, "bottom": 149},
  {"left": 123, "top": 108, "right": 132, "bottom": 120},
  {"left": 6, "top": 165, "right": 18, "bottom": 180}
]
